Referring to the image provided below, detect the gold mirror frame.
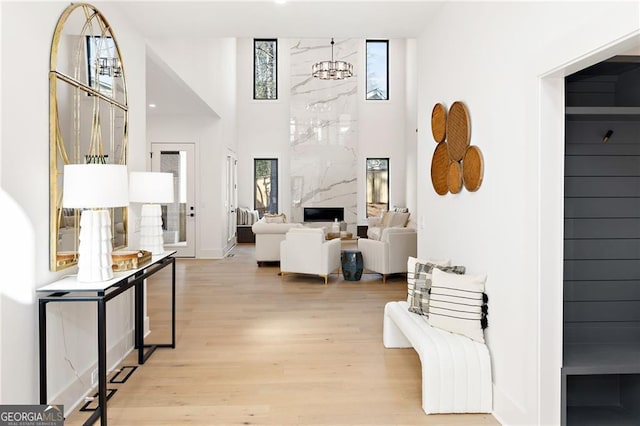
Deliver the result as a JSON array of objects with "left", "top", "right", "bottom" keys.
[{"left": 50, "top": 3, "right": 128, "bottom": 271}]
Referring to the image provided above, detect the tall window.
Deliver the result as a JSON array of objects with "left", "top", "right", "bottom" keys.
[
  {"left": 86, "top": 35, "right": 120, "bottom": 96},
  {"left": 254, "top": 39, "right": 277, "bottom": 100},
  {"left": 366, "top": 40, "right": 389, "bottom": 100},
  {"left": 254, "top": 158, "right": 278, "bottom": 216},
  {"left": 366, "top": 158, "right": 389, "bottom": 217}
]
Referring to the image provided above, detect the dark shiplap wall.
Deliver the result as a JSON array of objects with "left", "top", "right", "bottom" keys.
[{"left": 564, "top": 119, "right": 640, "bottom": 344}]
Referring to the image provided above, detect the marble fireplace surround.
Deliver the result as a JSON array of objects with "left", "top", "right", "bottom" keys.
[{"left": 289, "top": 38, "right": 358, "bottom": 232}]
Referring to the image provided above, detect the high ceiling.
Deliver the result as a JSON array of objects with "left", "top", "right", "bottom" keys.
[
  {"left": 115, "top": 1, "right": 442, "bottom": 39},
  {"left": 113, "top": 0, "right": 442, "bottom": 116}
]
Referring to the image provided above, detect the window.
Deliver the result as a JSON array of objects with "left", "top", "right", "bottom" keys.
[
  {"left": 254, "top": 158, "right": 278, "bottom": 216},
  {"left": 366, "top": 158, "right": 389, "bottom": 217},
  {"left": 86, "top": 35, "right": 120, "bottom": 96},
  {"left": 254, "top": 39, "right": 277, "bottom": 100},
  {"left": 366, "top": 40, "right": 388, "bottom": 100}
]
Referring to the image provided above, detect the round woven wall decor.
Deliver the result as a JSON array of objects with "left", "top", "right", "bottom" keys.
[
  {"left": 431, "top": 103, "right": 447, "bottom": 143},
  {"left": 447, "top": 161, "right": 463, "bottom": 194},
  {"left": 431, "top": 142, "right": 450, "bottom": 195},
  {"left": 446, "top": 101, "right": 470, "bottom": 162},
  {"left": 462, "top": 145, "right": 484, "bottom": 192}
]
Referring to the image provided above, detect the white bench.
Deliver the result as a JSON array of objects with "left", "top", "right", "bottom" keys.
[{"left": 383, "top": 301, "right": 493, "bottom": 414}]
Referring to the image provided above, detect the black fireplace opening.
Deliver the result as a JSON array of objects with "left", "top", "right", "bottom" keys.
[{"left": 303, "top": 207, "right": 344, "bottom": 222}]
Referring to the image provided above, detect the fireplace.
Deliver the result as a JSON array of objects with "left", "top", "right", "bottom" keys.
[{"left": 303, "top": 207, "right": 344, "bottom": 222}]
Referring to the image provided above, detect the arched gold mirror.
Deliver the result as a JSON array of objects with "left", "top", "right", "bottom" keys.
[{"left": 50, "top": 3, "right": 128, "bottom": 271}]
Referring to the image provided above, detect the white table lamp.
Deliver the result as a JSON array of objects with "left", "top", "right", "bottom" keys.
[
  {"left": 62, "top": 164, "right": 129, "bottom": 282},
  {"left": 129, "top": 172, "right": 174, "bottom": 255}
]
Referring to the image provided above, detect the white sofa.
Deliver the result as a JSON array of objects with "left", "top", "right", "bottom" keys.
[
  {"left": 280, "top": 228, "right": 341, "bottom": 284},
  {"left": 367, "top": 209, "right": 411, "bottom": 240},
  {"left": 251, "top": 219, "right": 303, "bottom": 265},
  {"left": 358, "top": 227, "right": 417, "bottom": 282}
]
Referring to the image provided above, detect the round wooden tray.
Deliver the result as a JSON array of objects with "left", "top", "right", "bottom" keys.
[
  {"left": 463, "top": 145, "right": 484, "bottom": 192},
  {"left": 446, "top": 101, "right": 470, "bottom": 161},
  {"left": 431, "top": 103, "right": 447, "bottom": 143},
  {"left": 447, "top": 161, "right": 463, "bottom": 194},
  {"left": 431, "top": 142, "right": 449, "bottom": 195}
]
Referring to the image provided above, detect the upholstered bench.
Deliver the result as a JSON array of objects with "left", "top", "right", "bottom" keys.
[{"left": 383, "top": 300, "right": 493, "bottom": 415}]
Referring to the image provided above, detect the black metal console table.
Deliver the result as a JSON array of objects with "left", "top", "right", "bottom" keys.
[{"left": 37, "top": 251, "right": 177, "bottom": 426}]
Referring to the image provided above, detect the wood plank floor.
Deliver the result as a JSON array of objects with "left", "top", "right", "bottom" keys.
[{"left": 65, "top": 244, "right": 499, "bottom": 425}]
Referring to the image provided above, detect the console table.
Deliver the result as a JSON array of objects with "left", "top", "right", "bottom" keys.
[{"left": 37, "top": 251, "right": 177, "bottom": 426}]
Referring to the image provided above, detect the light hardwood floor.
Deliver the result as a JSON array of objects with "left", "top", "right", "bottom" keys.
[{"left": 65, "top": 244, "right": 499, "bottom": 425}]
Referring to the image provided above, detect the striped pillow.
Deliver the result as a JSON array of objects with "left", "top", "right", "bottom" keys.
[
  {"left": 408, "top": 262, "right": 466, "bottom": 316},
  {"left": 428, "top": 268, "right": 487, "bottom": 343},
  {"left": 407, "top": 257, "right": 449, "bottom": 306}
]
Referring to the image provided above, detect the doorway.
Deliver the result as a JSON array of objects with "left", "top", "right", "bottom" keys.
[
  {"left": 226, "top": 153, "right": 238, "bottom": 248},
  {"left": 561, "top": 56, "right": 640, "bottom": 426},
  {"left": 151, "top": 143, "right": 196, "bottom": 257}
]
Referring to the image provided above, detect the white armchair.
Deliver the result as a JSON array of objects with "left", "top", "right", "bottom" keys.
[
  {"left": 358, "top": 227, "right": 417, "bottom": 283},
  {"left": 280, "top": 228, "right": 342, "bottom": 284}
]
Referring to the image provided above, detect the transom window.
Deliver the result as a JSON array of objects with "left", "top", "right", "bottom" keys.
[
  {"left": 254, "top": 39, "right": 277, "bottom": 100},
  {"left": 366, "top": 40, "right": 388, "bottom": 100}
]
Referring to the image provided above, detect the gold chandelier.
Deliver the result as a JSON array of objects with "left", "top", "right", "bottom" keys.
[{"left": 312, "top": 38, "right": 353, "bottom": 80}]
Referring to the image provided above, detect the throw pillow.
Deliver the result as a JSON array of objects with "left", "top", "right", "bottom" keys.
[
  {"left": 406, "top": 256, "right": 449, "bottom": 305},
  {"left": 391, "top": 206, "right": 409, "bottom": 213},
  {"left": 381, "top": 211, "right": 392, "bottom": 227},
  {"left": 428, "top": 268, "right": 487, "bottom": 343},
  {"left": 263, "top": 213, "right": 286, "bottom": 223},
  {"left": 408, "top": 262, "right": 466, "bottom": 316},
  {"left": 389, "top": 212, "right": 410, "bottom": 227}
]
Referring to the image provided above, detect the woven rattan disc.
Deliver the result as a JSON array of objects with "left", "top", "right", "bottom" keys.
[
  {"left": 431, "top": 103, "right": 447, "bottom": 143},
  {"left": 431, "top": 142, "right": 449, "bottom": 195},
  {"left": 446, "top": 101, "right": 470, "bottom": 162},
  {"left": 447, "top": 161, "right": 463, "bottom": 194},
  {"left": 462, "top": 145, "right": 484, "bottom": 192}
]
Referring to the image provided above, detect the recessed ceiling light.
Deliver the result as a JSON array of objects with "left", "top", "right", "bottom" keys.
[{"left": 148, "top": 103, "right": 156, "bottom": 108}]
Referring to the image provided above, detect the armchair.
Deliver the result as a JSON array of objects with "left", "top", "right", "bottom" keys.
[
  {"left": 358, "top": 227, "right": 417, "bottom": 283},
  {"left": 280, "top": 228, "right": 341, "bottom": 284},
  {"left": 367, "top": 209, "right": 411, "bottom": 240}
]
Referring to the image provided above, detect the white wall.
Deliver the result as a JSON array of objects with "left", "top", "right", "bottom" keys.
[
  {"left": 145, "top": 37, "right": 238, "bottom": 258},
  {"left": 236, "top": 38, "right": 411, "bottom": 224},
  {"left": 0, "top": 1, "right": 147, "bottom": 412},
  {"left": 358, "top": 39, "right": 409, "bottom": 219},
  {"left": 0, "top": 0, "right": 3, "bottom": 401},
  {"left": 405, "top": 39, "right": 418, "bottom": 217},
  {"left": 146, "top": 114, "right": 228, "bottom": 258},
  {"left": 416, "top": 2, "right": 640, "bottom": 425},
  {"left": 236, "top": 37, "right": 291, "bottom": 215},
  {"left": 145, "top": 37, "right": 235, "bottom": 119}
]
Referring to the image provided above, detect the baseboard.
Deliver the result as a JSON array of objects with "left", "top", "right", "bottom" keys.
[
  {"left": 197, "top": 248, "right": 225, "bottom": 259},
  {"left": 492, "top": 383, "right": 530, "bottom": 426},
  {"left": 50, "top": 329, "right": 134, "bottom": 417}
]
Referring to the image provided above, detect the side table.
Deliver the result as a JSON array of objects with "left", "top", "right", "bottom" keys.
[
  {"left": 37, "top": 251, "right": 177, "bottom": 426},
  {"left": 341, "top": 250, "right": 363, "bottom": 281},
  {"left": 357, "top": 224, "right": 368, "bottom": 238}
]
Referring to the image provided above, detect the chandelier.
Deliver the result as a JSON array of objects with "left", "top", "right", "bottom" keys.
[
  {"left": 98, "top": 57, "right": 122, "bottom": 77},
  {"left": 312, "top": 38, "right": 353, "bottom": 80}
]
